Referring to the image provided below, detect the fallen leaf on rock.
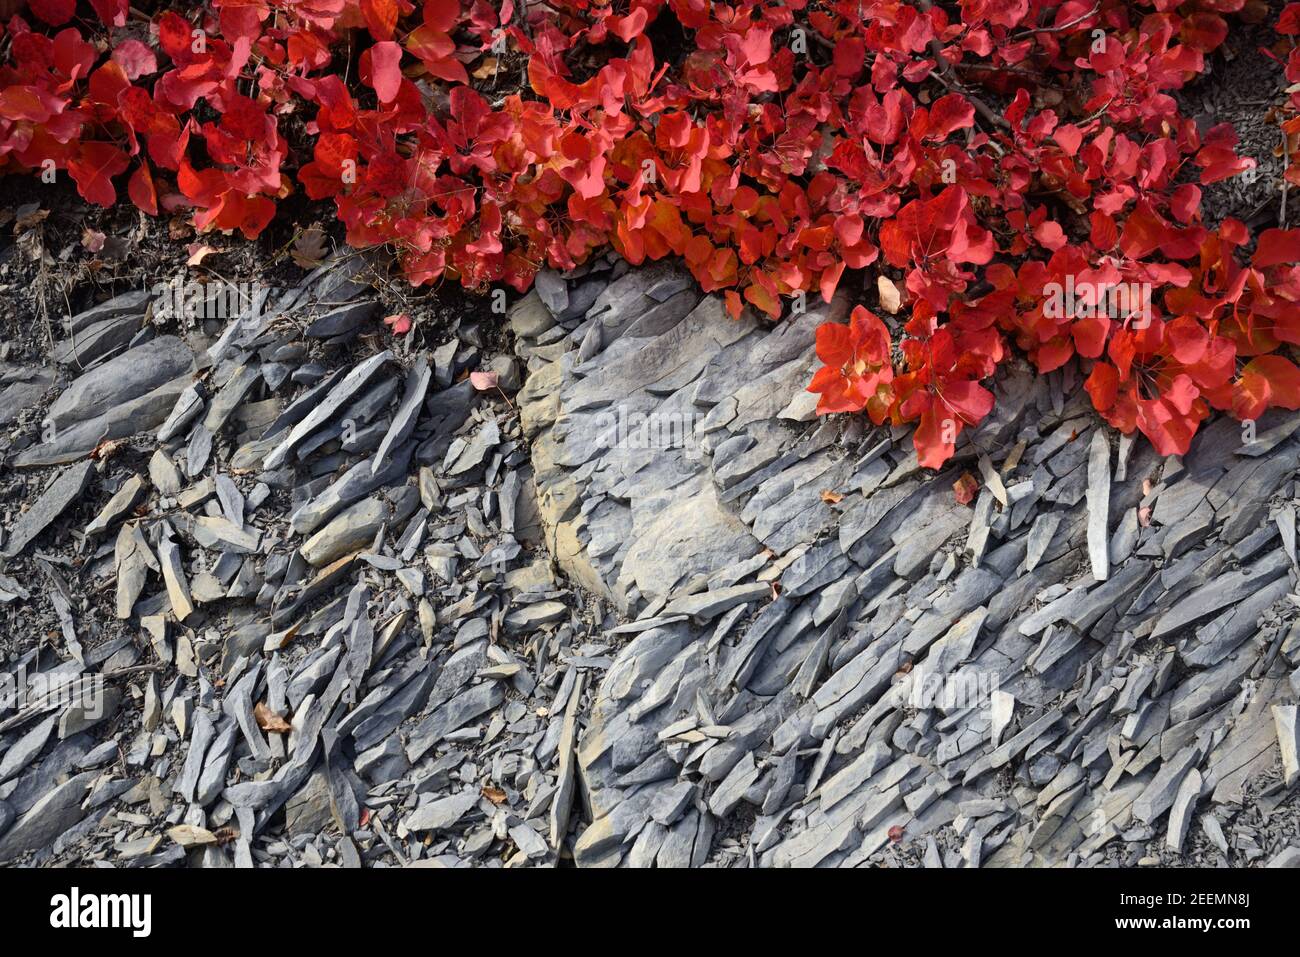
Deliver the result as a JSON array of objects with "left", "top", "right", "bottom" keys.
[
  {"left": 888, "top": 825, "right": 905, "bottom": 843},
  {"left": 470, "top": 370, "right": 499, "bottom": 391},
  {"left": 482, "top": 785, "right": 507, "bottom": 805},
  {"left": 953, "top": 471, "right": 980, "bottom": 505},
  {"left": 91, "top": 437, "right": 125, "bottom": 461},
  {"left": 254, "top": 701, "right": 291, "bottom": 734},
  {"left": 384, "top": 313, "right": 412, "bottom": 335},
  {"left": 168, "top": 825, "right": 217, "bottom": 847},
  {"left": 81, "top": 228, "right": 106, "bottom": 252}
]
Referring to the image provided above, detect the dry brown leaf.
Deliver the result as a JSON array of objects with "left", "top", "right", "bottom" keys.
[
  {"left": 91, "top": 438, "right": 125, "bottom": 461},
  {"left": 472, "top": 56, "right": 500, "bottom": 79},
  {"left": 17, "top": 228, "right": 47, "bottom": 263},
  {"left": 186, "top": 242, "right": 219, "bottom": 266},
  {"left": 820, "top": 489, "right": 844, "bottom": 504},
  {"left": 482, "top": 785, "right": 508, "bottom": 805},
  {"left": 13, "top": 204, "right": 47, "bottom": 232},
  {"left": 254, "top": 701, "right": 292, "bottom": 734},
  {"left": 291, "top": 225, "right": 329, "bottom": 270}
]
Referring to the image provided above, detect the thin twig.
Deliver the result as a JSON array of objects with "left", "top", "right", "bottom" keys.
[
  {"left": 916, "top": 0, "right": 1011, "bottom": 133},
  {"left": 1282, "top": 126, "right": 1291, "bottom": 230},
  {"left": 1009, "top": 3, "right": 1102, "bottom": 41}
]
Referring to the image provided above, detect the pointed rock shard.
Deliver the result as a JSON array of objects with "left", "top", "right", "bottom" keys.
[
  {"left": 1086, "top": 428, "right": 1111, "bottom": 581},
  {"left": 1133, "top": 742, "right": 1204, "bottom": 824},
  {"left": 149, "top": 448, "right": 182, "bottom": 496},
  {"left": 1274, "top": 705, "right": 1299, "bottom": 789},
  {"left": 406, "top": 789, "right": 480, "bottom": 833},
  {"left": 192, "top": 516, "right": 260, "bottom": 554},
  {"left": 1, "top": 460, "right": 96, "bottom": 558},
  {"left": 157, "top": 383, "right": 205, "bottom": 442},
  {"left": 967, "top": 487, "right": 996, "bottom": 565},
  {"left": 373, "top": 355, "right": 430, "bottom": 474},
  {"left": 1166, "top": 768, "right": 1201, "bottom": 853},
  {"left": 115, "top": 522, "right": 157, "bottom": 619},
  {"left": 990, "top": 690, "right": 1015, "bottom": 745},
  {"left": 977, "top": 454, "right": 1007, "bottom": 507},
  {"left": 66, "top": 289, "right": 150, "bottom": 335},
  {"left": 215, "top": 474, "right": 245, "bottom": 528},
  {"left": 203, "top": 361, "right": 262, "bottom": 433},
  {"left": 1278, "top": 506, "right": 1297, "bottom": 570},
  {"left": 550, "top": 672, "right": 585, "bottom": 849},
  {"left": 0, "top": 572, "right": 29, "bottom": 603},
  {"left": 1115, "top": 432, "right": 1134, "bottom": 482},
  {"left": 1024, "top": 512, "right": 1060, "bottom": 573},
  {"left": 0, "top": 365, "right": 54, "bottom": 427},
  {"left": 54, "top": 308, "right": 143, "bottom": 368},
  {"left": 262, "top": 350, "right": 392, "bottom": 469},
  {"left": 157, "top": 531, "right": 195, "bottom": 622},
  {"left": 85, "top": 473, "right": 146, "bottom": 536}
]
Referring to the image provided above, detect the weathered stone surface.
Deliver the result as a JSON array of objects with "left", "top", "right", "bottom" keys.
[
  {"left": 2, "top": 461, "right": 96, "bottom": 558},
  {"left": 0, "top": 772, "right": 94, "bottom": 862},
  {"left": 264, "top": 350, "right": 392, "bottom": 469},
  {"left": 0, "top": 365, "right": 54, "bottom": 425},
  {"left": 406, "top": 790, "right": 479, "bottom": 833},
  {"left": 46, "top": 336, "right": 195, "bottom": 431},
  {"left": 5, "top": 264, "right": 1298, "bottom": 873}
]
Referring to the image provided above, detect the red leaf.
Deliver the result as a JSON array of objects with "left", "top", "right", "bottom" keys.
[
  {"left": 365, "top": 41, "right": 404, "bottom": 103},
  {"left": 925, "top": 94, "right": 975, "bottom": 141},
  {"left": 423, "top": 0, "right": 461, "bottom": 31},
  {"left": 128, "top": 163, "right": 158, "bottom": 216},
  {"left": 68, "top": 143, "right": 130, "bottom": 207},
  {"left": 362, "top": 0, "right": 401, "bottom": 40},
  {"left": 1253, "top": 229, "right": 1300, "bottom": 268},
  {"left": 1280, "top": 3, "right": 1300, "bottom": 34},
  {"left": 29, "top": 0, "right": 76, "bottom": 26},
  {"left": 953, "top": 472, "right": 979, "bottom": 505},
  {"left": 87, "top": 0, "right": 128, "bottom": 27},
  {"left": 111, "top": 40, "right": 159, "bottom": 80},
  {"left": 383, "top": 313, "right": 412, "bottom": 335},
  {"left": 1033, "top": 220, "right": 1066, "bottom": 251},
  {"left": 1235, "top": 355, "right": 1300, "bottom": 420}
]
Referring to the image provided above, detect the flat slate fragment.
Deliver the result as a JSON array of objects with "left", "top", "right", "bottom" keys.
[
  {"left": 2, "top": 461, "right": 96, "bottom": 558},
  {"left": 1085, "top": 428, "right": 1110, "bottom": 581}
]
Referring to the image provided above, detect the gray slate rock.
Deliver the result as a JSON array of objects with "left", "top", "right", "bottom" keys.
[{"left": 2, "top": 461, "right": 96, "bottom": 558}]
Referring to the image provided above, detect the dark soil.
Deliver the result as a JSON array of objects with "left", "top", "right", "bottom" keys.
[{"left": 1179, "top": 4, "right": 1292, "bottom": 230}]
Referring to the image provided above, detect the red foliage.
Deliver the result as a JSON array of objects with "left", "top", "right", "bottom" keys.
[{"left": 0, "top": 1, "right": 1298, "bottom": 467}]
